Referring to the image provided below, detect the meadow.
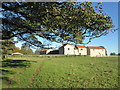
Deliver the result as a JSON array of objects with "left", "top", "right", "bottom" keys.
[{"left": 1, "top": 55, "right": 119, "bottom": 88}]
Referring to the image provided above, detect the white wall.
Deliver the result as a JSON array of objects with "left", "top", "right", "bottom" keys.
[
  {"left": 59, "top": 45, "right": 88, "bottom": 55},
  {"left": 59, "top": 44, "right": 106, "bottom": 56},
  {"left": 74, "top": 49, "right": 79, "bottom": 55},
  {"left": 89, "top": 49, "right": 106, "bottom": 56},
  {"left": 64, "top": 45, "right": 75, "bottom": 55},
  {"left": 78, "top": 48, "right": 87, "bottom": 55},
  {"left": 46, "top": 49, "right": 53, "bottom": 54},
  {"left": 74, "top": 48, "right": 87, "bottom": 55}
]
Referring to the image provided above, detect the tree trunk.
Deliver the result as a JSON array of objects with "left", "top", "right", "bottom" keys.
[{"left": 2, "top": 54, "right": 6, "bottom": 60}]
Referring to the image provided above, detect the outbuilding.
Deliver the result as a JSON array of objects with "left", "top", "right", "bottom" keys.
[{"left": 87, "top": 46, "right": 106, "bottom": 57}]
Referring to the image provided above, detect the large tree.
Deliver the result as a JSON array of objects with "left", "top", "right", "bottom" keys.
[{"left": 1, "top": 2, "right": 116, "bottom": 47}]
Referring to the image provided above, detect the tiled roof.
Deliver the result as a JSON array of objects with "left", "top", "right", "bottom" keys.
[
  {"left": 40, "top": 49, "right": 49, "bottom": 52},
  {"left": 75, "top": 45, "right": 86, "bottom": 48},
  {"left": 87, "top": 46, "right": 105, "bottom": 49},
  {"left": 59, "top": 44, "right": 105, "bottom": 49},
  {"left": 60, "top": 44, "right": 86, "bottom": 48}
]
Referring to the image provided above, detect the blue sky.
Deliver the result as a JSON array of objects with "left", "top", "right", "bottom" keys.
[
  {"left": 85, "top": 2, "right": 118, "bottom": 55},
  {"left": 15, "top": 2, "right": 119, "bottom": 55}
]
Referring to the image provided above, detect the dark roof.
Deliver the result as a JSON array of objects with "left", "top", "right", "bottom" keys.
[{"left": 48, "top": 50, "right": 59, "bottom": 54}]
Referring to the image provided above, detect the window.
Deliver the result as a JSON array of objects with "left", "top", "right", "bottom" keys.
[
  {"left": 68, "top": 48, "right": 70, "bottom": 50},
  {"left": 81, "top": 49, "right": 83, "bottom": 50}
]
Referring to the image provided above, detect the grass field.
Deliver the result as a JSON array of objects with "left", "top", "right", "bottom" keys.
[{"left": 1, "top": 55, "right": 119, "bottom": 88}]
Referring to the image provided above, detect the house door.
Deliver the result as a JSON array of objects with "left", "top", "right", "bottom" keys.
[{"left": 79, "top": 53, "right": 81, "bottom": 55}]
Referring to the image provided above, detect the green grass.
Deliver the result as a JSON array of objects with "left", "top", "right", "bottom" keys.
[{"left": 1, "top": 55, "right": 119, "bottom": 88}]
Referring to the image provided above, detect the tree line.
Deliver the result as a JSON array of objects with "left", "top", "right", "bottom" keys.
[{"left": 0, "top": 39, "right": 34, "bottom": 55}]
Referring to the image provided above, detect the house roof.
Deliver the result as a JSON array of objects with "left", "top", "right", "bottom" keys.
[
  {"left": 8, "top": 52, "right": 22, "bottom": 54},
  {"left": 87, "top": 46, "right": 105, "bottom": 49},
  {"left": 60, "top": 44, "right": 86, "bottom": 48},
  {"left": 60, "top": 44, "right": 67, "bottom": 48},
  {"left": 75, "top": 45, "right": 86, "bottom": 48},
  {"left": 59, "top": 44, "right": 105, "bottom": 49},
  {"left": 59, "top": 44, "right": 73, "bottom": 48},
  {"left": 40, "top": 49, "right": 49, "bottom": 52}
]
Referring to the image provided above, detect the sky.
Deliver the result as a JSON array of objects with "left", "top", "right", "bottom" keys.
[
  {"left": 15, "top": 1, "right": 119, "bottom": 55},
  {"left": 85, "top": 2, "right": 119, "bottom": 55}
]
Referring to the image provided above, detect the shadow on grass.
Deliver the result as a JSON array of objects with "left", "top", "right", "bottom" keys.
[
  {"left": 1, "top": 76, "right": 16, "bottom": 87},
  {"left": 1, "top": 59, "right": 37, "bottom": 88},
  {"left": 1, "top": 59, "right": 34, "bottom": 68},
  {"left": 1, "top": 69, "right": 15, "bottom": 75}
]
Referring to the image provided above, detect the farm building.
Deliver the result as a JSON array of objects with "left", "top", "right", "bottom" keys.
[
  {"left": 59, "top": 44, "right": 87, "bottom": 55},
  {"left": 59, "top": 44, "right": 106, "bottom": 56},
  {"left": 8, "top": 52, "right": 23, "bottom": 55},
  {"left": 40, "top": 44, "right": 107, "bottom": 56},
  {"left": 40, "top": 49, "right": 53, "bottom": 55},
  {"left": 59, "top": 44, "right": 75, "bottom": 55},
  {"left": 87, "top": 46, "right": 106, "bottom": 57},
  {"left": 48, "top": 50, "right": 59, "bottom": 54},
  {"left": 74, "top": 45, "right": 87, "bottom": 55}
]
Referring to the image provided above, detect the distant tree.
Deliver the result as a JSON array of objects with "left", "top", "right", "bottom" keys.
[
  {"left": 0, "top": 38, "right": 18, "bottom": 60},
  {"left": 34, "top": 50, "right": 40, "bottom": 55},
  {"left": 110, "top": 52, "right": 116, "bottom": 56},
  {"left": 13, "top": 47, "right": 23, "bottom": 53},
  {"left": 21, "top": 45, "right": 33, "bottom": 55}
]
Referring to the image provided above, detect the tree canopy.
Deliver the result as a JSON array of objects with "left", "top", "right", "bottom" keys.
[
  {"left": 0, "top": 39, "right": 18, "bottom": 54},
  {"left": 1, "top": 2, "right": 116, "bottom": 47}
]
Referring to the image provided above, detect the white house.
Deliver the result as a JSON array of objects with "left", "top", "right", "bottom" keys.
[
  {"left": 59, "top": 44, "right": 75, "bottom": 55},
  {"left": 59, "top": 44, "right": 106, "bottom": 56},
  {"left": 59, "top": 44, "right": 87, "bottom": 55},
  {"left": 8, "top": 52, "right": 23, "bottom": 55},
  {"left": 87, "top": 46, "right": 106, "bottom": 57},
  {"left": 40, "top": 44, "right": 107, "bottom": 56},
  {"left": 74, "top": 45, "right": 87, "bottom": 55}
]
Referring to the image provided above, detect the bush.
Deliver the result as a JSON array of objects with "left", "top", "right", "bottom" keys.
[{"left": 110, "top": 52, "right": 116, "bottom": 56}]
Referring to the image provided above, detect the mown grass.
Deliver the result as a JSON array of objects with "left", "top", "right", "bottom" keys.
[{"left": 1, "top": 55, "right": 119, "bottom": 88}]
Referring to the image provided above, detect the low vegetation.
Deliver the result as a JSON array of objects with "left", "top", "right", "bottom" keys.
[{"left": 1, "top": 55, "right": 119, "bottom": 88}]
